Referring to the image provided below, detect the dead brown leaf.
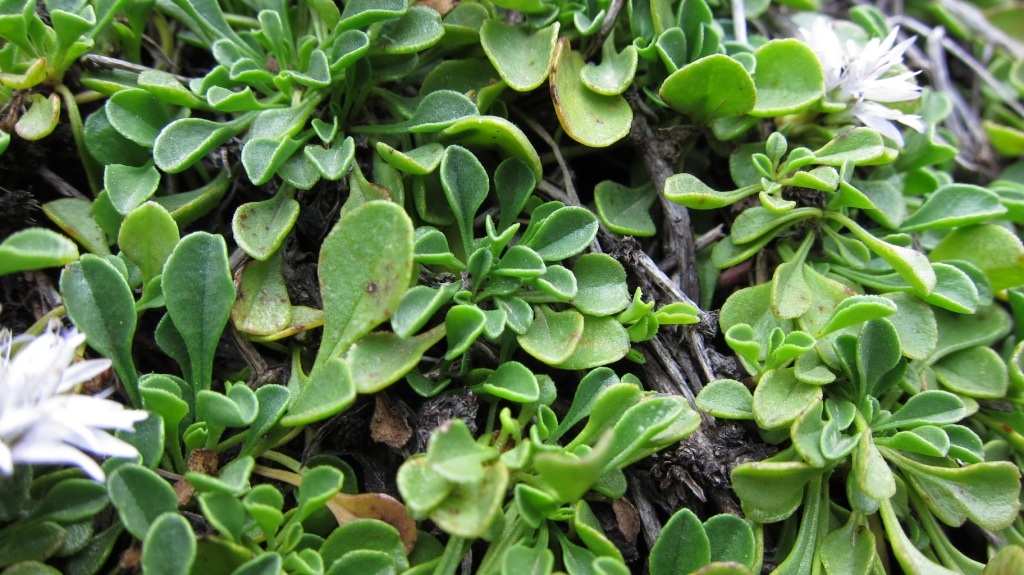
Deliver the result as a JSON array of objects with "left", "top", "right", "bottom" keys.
[{"left": 371, "top": 393, "right": 413, "bottom": 448}]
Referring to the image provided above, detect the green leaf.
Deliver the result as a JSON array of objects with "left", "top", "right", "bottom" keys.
[
  {"left": 750, "top": 39, "right": 824, "bottom": 117},
  {"left": 566, "top": 383, "right": 645, "bottom": 450},
  {"left": 163, "top": 233, "right": 235, "bottom": 391},
  {"left": 321, "top": 519, "right": 407, "bottom": 572},
  {"left": 119, "top": 202, "right": 179, "bottom": 285},
  {"left": 704, "top": 514, "right": 756, "bottom": 567},
  {"left": 317, "top": 201, "right": 414, "bottom": 367},
  {"left": 106, "top": 89, "right": 173, "bottom": 147},
  {"left": 594, "top": 181, "right": 656, "bottom": 236},
  {"left": 581, "top": 34, "right": 638, "bottom": 96},
  {"left": 604, "top": 396, "right": 700, "bottom": 470},
  {"left": 306, "top": 136, "right": 355, "bottom": 181},
  {"left": 660, "top": 54, "right": 756, "bottom": 123},
  {"left": 834, "top": 214, "right": 936, "bottom": 295},
  {"left": 30, "top": 479, "right": 109, "bottom": 523},
  {"left": 479, "top": 361, "right": 539, "bottom": 403},
  {"left": 444, "top": 304, "right": 487, "bottom": 360},
  {"left": 812, "top": 128, "right": 886, "bottom": 166},
  {"left": 523, "top": 206, "right": 598, "bottom": 261},
  {"left": 853, "top": 432, "right": 895, "bottom": 501},
  {"left": 696, "top": 379, "right": 754, "bottom": 419},
  {"left": 241, "top": 136, "right": 304, "bottom": 186},
  {"left": 520, "top": 304, "right": 585, "bottom": 362},
  {"left": 480, "top": 20, "right": 559, "bottom": 91},
  {"left": 426, "top": 419, "right": 498, "bottom": 485},
  {"left": 571, "top": 254, "right": 630, "bottom": 316},
  {"left": 15, "top": 93, "right": 60, "bottom": 140},
  {"left": 282, "top": 356, "right": 356, "bottom": 426},
  {"left": 770, "top": 257, "right": 812, "bottom": 320},
  {"left": 441, "top": 145, "right": 489, "bottom": 256},
  {"left": 439, "top": 115, "right": 543, "bottom": 181},
  {"left": 874, "top": 390, "right": 966, "bottom": 431},
  {"left": 503, "top": 544, "right": 555, "bottom": 575},
  {"left": 819, "top": 515, "right": 875, "bottom": 575},
  {"left": 884, "top": 448, "right": 1021, "bottom": 530},
  {"left": 232, "top": 189, "right": 299, "bottom": 261},
  {"left": 933, "top": 346, "right": 1009, "bottom": 398},
  {"left": 154, "top": 115, "right": 253, "bottom": 173},
  {"left": 650, "top": 509, "right": 710, "bottom": 575},
  {"left": 878, "top": 498, "right": 959, "bottom": 575},
  {"left": 752, "top": 368, "right": 822, "bottom": 430},
  {"left": 231, "top": 251, "right": 291, "bottom": 336},
  {"left": 347, "top": 326, "right": 446, "bottom": 394},
  {"left": 104, "top": 163, "right": 161, "bottom": 215},
  {"left": 60, "top": 255, "right": 139, "bottom": 404},
  {"left": 376, "top": 141, "right": 443, "bottom": 175},
  {"left": 154, "top": 170, "right": 231, "bottom": 228},
  {"left": 550, "top": 38, "right": 632, "bottom": 147},
  {"left": 901, "top": 185, "right": 1007, "bottom": 231},
  {"left": 397, "top": 457, "right": 454, "bottom": 518},
  {"left": 142, "top": 513, "right": 196, "bottom": 575},
  {"left": 0, "top": 522, "right": 65, "bottom": 568},
  {"left": 231, "top": 554, "right": 282, "bottom": 575},
  {"left": 930, "top": 224, "right": 1024, "bottom": 291},
  {"left": 0, "top": 228, "right": 79, "bottom": 276},
  {"left": 731, "top": 460, "right": 819, "bottom": 523},
  {"left": 665, "top": 176, "right": 760, "bottom": 210},
  {"left": 931, "top": 304, "right": 1012, "bottom": 363},
  {"left": 554, "top": 315, "right": 630, "bottom": 370},
  {"left": 430, "top": 461, "right": 509, "bottom": 538},
  {"left": 42, "top": 198, "right": 111, "bottom": 257},
  {"left": 107, "top": 464, "right": 178, "bottom": 540}
]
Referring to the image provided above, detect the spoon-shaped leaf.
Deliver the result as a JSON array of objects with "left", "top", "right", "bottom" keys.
[
  {"left": 154, "top": 115, "right": 254, "bottom": 173},
  {"left": 550, "top": 38, "right": 632, "bottom": 147},
  {"left": 316, "top": 201, "right": 415, "bottom": 368},
  {"left": 163, "top": 232, "right": 235, "bottom": 391},
  {"left": 0, "top": 228, "right": 79, "bottom": 276},
  {"left": 481, "top": 20, "right": 559, "bottom": 91},
  {"left": 61, "top": 255, "right": 139, "bottom": 404},
  {"left": 750, "top": 39, "right": 824, "bottom": 117},
  {"left": 660, "top": 54, "right": 756, "bottom": 123}
]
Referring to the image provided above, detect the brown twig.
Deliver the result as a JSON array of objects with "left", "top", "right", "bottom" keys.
[
  {"left": 625, "top": 89, "right": 701, "bottom": 301},
  {"left": 581, "top": 0, "right": 628, "bottom": 61}
]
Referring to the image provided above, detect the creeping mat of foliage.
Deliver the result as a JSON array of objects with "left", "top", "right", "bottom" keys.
[{"left": 4, "top": 0, "right": 1024, "bottom": 574}]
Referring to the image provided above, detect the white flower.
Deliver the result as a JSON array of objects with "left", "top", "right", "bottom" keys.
[
  {"left": 0, "top": 322, "right": 148, "bottom": 481},
  {"left": 801, "top": 18, "right": 925, "bottom": 146}
]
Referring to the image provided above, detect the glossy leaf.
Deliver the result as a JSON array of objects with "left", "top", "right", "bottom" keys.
[
  {"left": 481, "top": 20, "right": 559, "bottom": 91},
  {"left": 902, "top": 184, "right": 1007, "bottom": 231},
  {"left": 119, "top": 202, "right": 179, "bottom": 284},
  {"left": 930, "top": 224, "right": 1024, "bottom": 291},
  {"left": 550, "top": 38, "right": 632, "bottom": 147},
  {"left": 660, "top": 54, "right": 756, "bottom": 123},
  {"left": 0, "top": 228, "right": 79, "bottom": 276},
  {"left": 696, "top": 379, "right": 754, "bottom": 419},
  {"left": 750, "top": 39, "right": 824, "bottom": 117}
]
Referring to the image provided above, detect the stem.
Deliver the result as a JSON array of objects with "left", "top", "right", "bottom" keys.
[
  {"left": 259, "top": 450, "right": 303, "bottom": 472},
  {"left": 26, "top": 306, "right": 66, "bottom": 335},
  {"left": 252, "top": 464, "right": 303, "bottom": 486},
  {"left": 54, "top": 83, "right": 101, "bottom": 195},
  {"left": 432, "top": 536, "right": 468, "bottom": 575}
]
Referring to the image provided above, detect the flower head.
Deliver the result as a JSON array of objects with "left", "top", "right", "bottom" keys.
[
  {"left": 801, "top": 18, "right": 925, "bottom": 145},
  {"left": 0, "top": 321, "right": 147, "bottom": 481}
]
